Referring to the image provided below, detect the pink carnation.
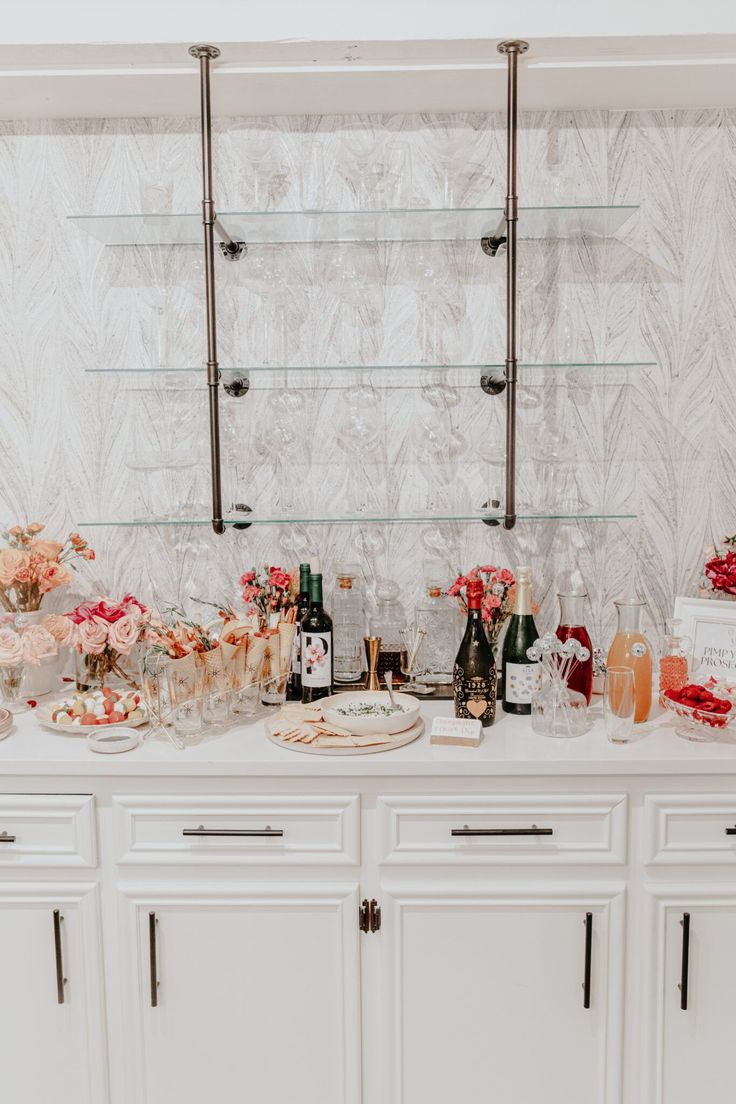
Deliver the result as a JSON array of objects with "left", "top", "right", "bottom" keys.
[{"left": 21, "top": 625, "right": 58, "bottom": 666}]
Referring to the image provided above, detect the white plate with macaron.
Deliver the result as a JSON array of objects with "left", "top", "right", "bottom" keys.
[{"left": 37, "top": 687, "right": 147, "bottom": 735}]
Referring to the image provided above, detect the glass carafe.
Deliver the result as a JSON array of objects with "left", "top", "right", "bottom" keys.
[
  {"left": 606, "top": 599, "right": 653, "bottom": 723},
  {"left": 369, "top": 579, "right": 407, "bottom": 685},
  {"left": 659, "top": 618, "right": 691, "bottom": 694},
  {"left": 415, "top": 582, "right": 460, "bottom": 685},
  {"left": 332, "top": 564, "right": 365, "bottom": 684},
  {"left": 555, "top": 592, "right": 593, "bottom": 704}
]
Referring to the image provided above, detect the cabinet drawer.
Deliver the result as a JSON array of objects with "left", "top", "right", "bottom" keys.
[
  {"left": 377, "top": 794, "right": 627, "bottom": 865},
  {"left": 113, "top": 795, "right": 360, "bottom": 865},
  {"left": 645, "top": 794, "right": 736, "bottom": 865},
  {"left": 0, "top": 794, "right": 96, "bottom": 867}
]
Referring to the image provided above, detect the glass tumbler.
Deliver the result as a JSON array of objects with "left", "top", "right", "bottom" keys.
[
  {"left": 0, "top": 664, "right": 26, "bottom": 713},
  {"left": 604, "top": 667, "right": 636, "bottom": 744}
]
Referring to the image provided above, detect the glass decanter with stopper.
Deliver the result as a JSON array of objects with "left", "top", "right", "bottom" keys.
[
  {"left": 606, "top": 598, "right": 653, "bottom": 723},
  {"left": 555, "top": 592, "right": 593, "bottom": 704},
  {"left": 369, "top": 579, "right": 407, "bottom": 685},
  {"left": 415, "top": 577, "right": 460, "bottom": 685},
  {"left": 659, "top": 619, "right": 691, "bottom": 694},
  {"left": 332, "top": 564, "right": 365, "bottom": 684}
]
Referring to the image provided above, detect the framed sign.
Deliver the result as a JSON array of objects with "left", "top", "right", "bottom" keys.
[{"left": 673, "top": 596, "right": 736, "bottom": 682}]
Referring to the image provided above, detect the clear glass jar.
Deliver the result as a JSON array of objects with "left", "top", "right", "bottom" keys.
[
  {"left": 369, "top": 578, "right": 407, "bottom": 685},
  {"left": 332, "top": 564, "right": 365, "bottom": 684},
  {"left": 531, "top": 681, "right": 590, "bottom": 738},
  {"left": 415, "top": 582, "right": 460, "bottom": 685}
]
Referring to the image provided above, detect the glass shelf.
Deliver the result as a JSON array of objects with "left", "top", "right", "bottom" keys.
[
  {"left": 79, "top": 512, "right": 637, "bottom": 528},
  {"left": 68, "top": 204, "right": 638, "bottom": 248},
  {"left": 85, "top": 361, "right": 655, "bottom": 378}
]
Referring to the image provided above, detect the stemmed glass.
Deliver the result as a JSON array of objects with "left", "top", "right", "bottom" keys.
[
  {"left": 399, "top": 628, "right": 433, "bottom": 695},
  {"left": 336, "top": 382, "right": 382, "bottom": 515}
]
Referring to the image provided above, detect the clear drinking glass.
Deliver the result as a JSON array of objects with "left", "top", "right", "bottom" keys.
[
  {"left": 203, "top": 688, "right": 231, "bottom": 726},
  {"left": 0, "top": 665, "right": 26, "bottom": 713},
  {"left": 170, "top": 697, "right": 204, "bottom": 742},
  {"left": 604, "top": 666, "right": 636, "bottom": 744}
]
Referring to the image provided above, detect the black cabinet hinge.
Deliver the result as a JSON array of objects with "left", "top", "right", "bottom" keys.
[{"left": 359, "top": 898, "right": 381, "bottom": 933}]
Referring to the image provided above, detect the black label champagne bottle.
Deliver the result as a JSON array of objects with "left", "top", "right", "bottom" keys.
[
  {"left": 301, "top": 573, "right": 333, "bottom": 703},
  {"left": 287, "top": 562, "right": 311, "bottom": 701},
  {"left": 502, "top": 565, "right": 541, "bottom": 715},
  {"left": 453, "top": 578, "right": 497, "bottom": 728}
]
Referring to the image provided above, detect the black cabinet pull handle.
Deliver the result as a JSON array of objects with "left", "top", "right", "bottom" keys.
[
  {"left": 53, "top": 910, "right": 66, "bottom": 1004},
  {"left": 451, "top": 824, "right": 553, "bottom": 837},
  {"left": 583, "top": 912, "right": 593, "bottom": 1009},
  {"left": 182, "top": 825, "right": 284, "bottom": 838},
  {"left": 725, "top": 826, "right": 736, "bottom": 835},
  {"left": 679, "top": 912, "right": 690, "bottom": 1010},
  {"left": 0, "top": 831, "right": 15, "bottom": 843},
  {"left": 149, "top": 912, "right": 158, "bottom": 1008}
]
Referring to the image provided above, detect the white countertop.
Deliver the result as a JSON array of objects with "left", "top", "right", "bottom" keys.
[{"left": 1, "top": 699, "right": 736, "bottom": 777}]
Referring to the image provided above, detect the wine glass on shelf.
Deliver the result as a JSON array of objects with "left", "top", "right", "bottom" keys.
[
  {"left": 399, "top": 628, "right": 434, "bottom": 695},
  {"left": 335, "top": 383, "right": 383, "bottom": 515}
]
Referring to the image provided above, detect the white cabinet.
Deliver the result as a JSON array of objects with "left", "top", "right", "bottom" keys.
[
  {"left": 118, "top": 884, "right": 362, "bottom": 1104},
  {"left": 378, "top": 884, "right": 625, "bottom": 1104},
  {"left": 646, "top": 888, "right": 736, "bottom": 1104},
  {"left": 0, "top": 882, "right": 107, "bottom": 1104}
]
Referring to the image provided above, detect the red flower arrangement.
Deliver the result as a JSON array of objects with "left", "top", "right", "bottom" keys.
[{"left": 703, "top": 536, "right": 736, "bottom": 598}]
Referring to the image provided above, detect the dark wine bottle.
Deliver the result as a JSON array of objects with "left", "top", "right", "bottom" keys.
[
  {"left": 287, "top": 562, "right": 311, "bottom": 701},
  {"left": 301, "top": 573, "right": 333, "bottom": 703},
  {"left": 453, "top": 578, "right": 496, "bottom": 728},
  {"left": 502, "top": 565, "right": 541, "bottom": 715}
]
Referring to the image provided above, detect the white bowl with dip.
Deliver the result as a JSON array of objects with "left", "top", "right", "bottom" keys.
[{"left": 321, "top": 690, "right": 421, "bottom": 736}]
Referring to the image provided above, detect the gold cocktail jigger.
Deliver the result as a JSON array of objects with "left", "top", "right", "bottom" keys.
[{"left": 364, "top": 636, "right": 382, "bottom": 691}]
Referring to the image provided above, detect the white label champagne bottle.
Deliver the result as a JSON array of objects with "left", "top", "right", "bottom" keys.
[{"left": 502, "top": 565, "right": 541, "bottom": 715}]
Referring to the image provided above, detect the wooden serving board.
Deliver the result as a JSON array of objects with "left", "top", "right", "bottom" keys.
[{"left": 266, "top": 717, "right": 424, "bottom": 756}]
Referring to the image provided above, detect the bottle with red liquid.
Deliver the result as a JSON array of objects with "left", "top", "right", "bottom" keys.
[
  {"left": 659, "top": 619, "right": 690, "bottom": 694},
  {"left": 555, "top": 592, "right": 593, "bottom": 704}
]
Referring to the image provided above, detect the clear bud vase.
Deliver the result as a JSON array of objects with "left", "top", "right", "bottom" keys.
[{"left": 531, "top": 678, "right": 591, "bottom": 738}]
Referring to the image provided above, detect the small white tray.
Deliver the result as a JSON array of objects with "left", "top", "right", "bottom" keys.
[{"left": 267, "top": 717, "right": 424, "bottom": 756}]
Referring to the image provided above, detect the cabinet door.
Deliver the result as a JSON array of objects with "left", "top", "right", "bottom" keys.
[
  {"left": 647, "top": 890, "right": 736, "bottom": 1104},
  {"left": 120, "top": 884, "right": 362, "bottom": 1104},
  {"left": 0, "top": 883, "right": 107, "bottom": 1104},
  {"left": 378, "top": 885, "right": 625, "bottom": 1104}
]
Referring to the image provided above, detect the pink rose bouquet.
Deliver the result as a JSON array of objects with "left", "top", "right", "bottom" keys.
[
  {"left": 449, "top": 565, "right": 519, "bottom": 647},
  {"left": 239, "top": 565, "right": 295, "bottom": 629},
  {"left": 0, "top": 524, "right": 95, "bottom": 613},
  {"left": 0, "top": 627, "right": 24, "bottom": 667},
  {"left": 66, "top": 594, "right": 147, "bottom": 691}
]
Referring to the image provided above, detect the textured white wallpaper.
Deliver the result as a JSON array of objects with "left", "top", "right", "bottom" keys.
[{"left": 0, "top": 108, "right": 728, "bottom": 652}]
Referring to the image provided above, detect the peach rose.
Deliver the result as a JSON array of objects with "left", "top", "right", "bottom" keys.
[
  {"left": 37, "top": 561, "right": 72, "bottom": 594},
  {"left": 0, "top": 628, "right": 23, "bottom": 666},
  {"left": 107, "top": 613, "right": 139, "bottom": 656},
  {"left": 27, "top": 523, "right": 44, "bottom": 534},
  {"left": 42, "top": 613, "right": 76, "bottom": 647},
  {"left": 31, "top": 539, "right": 64, "bottom": 561},
  {"left": 0, "top": 549, "right": 29, "bottom": 587},
  {"left": 21, "top": 625, "right": 58, "bottom": 666},
  {"left": 78, "top": 617, "right": 108, "bottom": 655}
]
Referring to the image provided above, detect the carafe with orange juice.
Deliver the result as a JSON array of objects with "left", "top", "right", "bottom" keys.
[{"left": 607, "top": 599, "right": 653, "bottom": 723}]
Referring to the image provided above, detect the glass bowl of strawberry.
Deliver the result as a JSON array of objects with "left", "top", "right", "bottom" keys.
[{"left": 660, "top": 683, "right": 735, "bottom": 741}]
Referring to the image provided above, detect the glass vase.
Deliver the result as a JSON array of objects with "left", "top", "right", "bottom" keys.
[
  {"left": 75, "top": 647, "right": 139, "bottom": 694},
  {"left": 531, "top": 680, "right": 591, "bottom": 739}
]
